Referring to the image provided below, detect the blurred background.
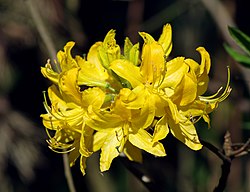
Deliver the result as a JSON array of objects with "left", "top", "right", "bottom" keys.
[{"left": 0, "top": 0, "right": 249, "bottom": 191}]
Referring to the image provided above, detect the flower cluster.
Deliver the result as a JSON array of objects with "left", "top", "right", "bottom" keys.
[{"left": 41, "top": 24, "right": 231, "bottom": 174}]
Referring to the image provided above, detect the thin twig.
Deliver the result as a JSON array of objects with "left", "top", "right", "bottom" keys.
[
  {"left": 63, "top": 154, "right": 76, "bottom": 192},
  {"left": 201, "top": 134, "right": 250, "bottom": 192},
  {"left": 25, "top": 1, "right": 76, "bottom": 191},
  {"left": 232, "top": 139, "right": 250, "bottom": 157},
  {"left": 213, "top": 160, "right": 231, "bottom": 192},
  {"left": 24, "top": 0, "right": 57, "bottom": 66},
  {"left": 200, "top": 139, "right": 231, "bottom": 192},
  {"left": 200, "top": 139, "right": 230, "bottom": 162}
]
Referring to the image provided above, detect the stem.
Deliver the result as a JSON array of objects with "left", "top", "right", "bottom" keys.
[
  {"left": 24, "top": 0, "right": 57, "bottom": 68},
  {"left": 25, "top": 1, "right": 76, "bottom": 191},
  {"left": 200, "top": 139, "right": 230, "bottom": 162},
  {"left": 200, "top": 139, "right": 231, "bottom": 192},
  {"left": 213, "top": 160, "right": 231, "bottom": 192},
  {"left": 63, "top": 154, "right": 76, "bottom": 192}
]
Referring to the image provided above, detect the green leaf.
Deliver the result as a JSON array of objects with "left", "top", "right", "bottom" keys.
[
  {"left": 224, "top": 43, "right": 250, "bottom": 68},
  {"left": 228, "top": 26, "right": 250, "bottom": 56}
]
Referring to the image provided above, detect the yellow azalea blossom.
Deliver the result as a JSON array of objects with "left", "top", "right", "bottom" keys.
[
  {"left": 162, "top": 47, "right": 211, "bottom": 106},
  {"left": 41, "top": 42, "right": 77, "bottom": 84},
  {"left": 85, "top": 88, "right": 166, "bottom": 172},
  {"left": 110, "top": 26, "right": 230, "bottom": 151},
  {"left": 155, "top": 51, "right": 231, "bottom": 149},
  {"left": 41, "top": 66, "right": 106, "bottom": 175},
  {"left": 77, "top": 41, "right": 120, "bottom": 90},
  {"left": 41, "top": 41, "right": 116, "bottom": 91},
  {"left": 110, "top": 26, "right": 203, "bottom": 150},
  {"left": 109, "top": 31, "right": 169, "bottom": 117},
  {"left": 41, "top": 22, "right": 231, "bottom": 174},
  {"left": 110, "top": 24, "right": 172, "bottom": 90}
]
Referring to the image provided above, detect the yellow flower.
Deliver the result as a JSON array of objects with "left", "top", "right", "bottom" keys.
[
  {"left": 40, "top": 22, "right": 231, "bottom": 174},
  {"left": 162, "top": 47, "right": 211, "bottom": 107},
  {"left": 41, "top": 41, "right": 117, "bottom": 91},
  {"left": 41, "top": 66, "right": 106, "bottom": 175},
  {"left": 155, "top": 50, "right": 231, "bottom": 150},
  {"left": 85, "top": 88, "right": 166, "bottom": 172},
  {"left": 41, "top": 42, "right": 77, "bottom": 84},
  {"left": 110, "top": 25, "right": 230, "bottom": 151},
  {"left": 109, "top": 28, "right": 170, "bottom": 117},
  {"left": 109, "top": 24, "right": 172, "bottom": 88}
]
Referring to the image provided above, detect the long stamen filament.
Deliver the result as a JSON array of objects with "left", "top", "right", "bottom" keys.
[{"left": 199, "top": 66, "right": 231, "bottom": 103}]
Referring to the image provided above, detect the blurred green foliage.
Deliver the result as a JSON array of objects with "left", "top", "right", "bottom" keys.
[{"left": 224, "top": 27, "right": 250, "bottom": 68}]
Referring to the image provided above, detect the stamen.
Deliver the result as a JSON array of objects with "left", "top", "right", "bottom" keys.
[
  {"left": 47, "top": 134, "right": 76, "bottom": 153},
  {"left": 44, "top": 113, "right": 77, "bottom": 154},
  {"left": 48, "top": 145, "right": 75, "bottom": 153},
  {"left": 45, "top": 127, "right": 54, "bottom": 140},
  {"left": 53, "top": 59, "right": 62, "bottom": 73},
  {"left": 189, "top": 98, "right": 209, "bottom": 125},
  {"left": 43, "top": 91, "right": 52, "bottom": 114},
  {"left": 199, "top": 66, "right": 231, "bottom": 103},
  {"left": 201, "top": 87, "right": 223, "bottom": 99},
  {"left": 190, "top": 113, "right": 203, "bottom": 124}
]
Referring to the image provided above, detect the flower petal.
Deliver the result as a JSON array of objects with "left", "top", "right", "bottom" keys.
[
  {"left": 160, "top": 57, "right": 188, "bottom": 89},
  {"left": 93, "top": 131, "right": 108, "bottom": 152},
  {"left": 129, "top": 129, "right": 166, "bottom": 157},
  {"left": 131, "top": 93, "right": 155, "bottom": 129},
  {"left": 158, "top": 23, "right": 172, "bottom": 57},
  {"left": 80, "top": 155, "right": 87, "bottom": 175},
  {"left": 87, "top": 42, "right": 104, "bottom": 70},
  {"left": 57, "top": 41, "right": 78, "bottom": 71},
  {"left": 185, "top": 47, "right": 211, "bottom": 95},
  {"left": 168, "top": 117, "right": 202, "bottom": 150},
  {"left": 76, "top": 56, "right": 110, "bottom": 87},
  {"left": 172, "top": 73, "right": 197, "bottom": 106},
  {"left": 58, "top": 68, "right": 82, "bottom": 106},
  {"left": 140, "top": 39, "right": 165, "bottom": 85},
  {"left": 82, "top": 87, "right": 106, "bottom": 109},
  {"left": 98, "top": 30, "right": 121, "bottom": 69},
  {"left": 110, "top": 59, "right": 143, "bottom": 88},
  {"left": 41, "top": 62, "right": 59, "bottom": 84},
  {"left": 86, "top": 106, "right": 122, "bottom": 131},
  {"left": 119, "top": 86, "right": 146, "bottom": 109},
  {"left": 153, "top": 115, "right": 169, "bottom": 143},
  {"left": 79, "top": 129, "right": 93, "bottom": 157},
  {"left": 99, "top": 128, "right": 124, "bottom": 172},
  {"left": 68, "top": 144, "right": 80, "bottom": 167},
  {"left": 123, "top": 142, "right": 142, "bottom": 163},
  {"left": 196, "top": 47, "right": 211, "bottom": 76},
  {"left": 43, "top": 85, "right": 84, "bottom": 130}
]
